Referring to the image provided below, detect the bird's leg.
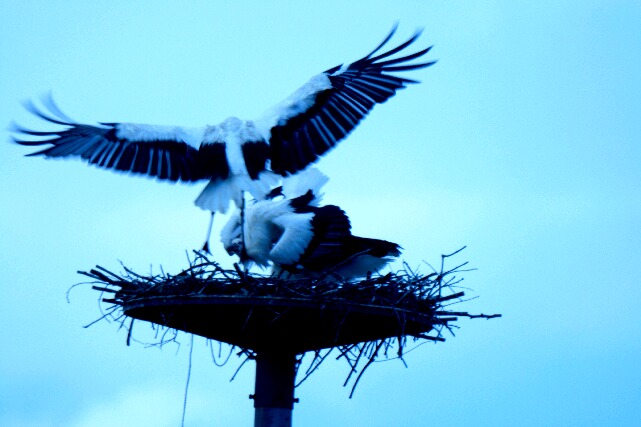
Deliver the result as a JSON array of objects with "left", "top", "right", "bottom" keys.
[
  {"left": 201, "top": 211, "right": 215, "bottom": 254},
  {"left": 239, "top": 192, "right": 248, "bottom": 273}
]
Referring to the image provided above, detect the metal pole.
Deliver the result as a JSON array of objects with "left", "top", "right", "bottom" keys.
[{"left": 252, "top": 352, "right": 297, "bottom": 427}]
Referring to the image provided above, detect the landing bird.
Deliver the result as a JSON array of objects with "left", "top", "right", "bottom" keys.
[
  {"left": 221, "top": 168, "right": 401, "bottom": 279},
  {"left": 12, "top": 26, "right": 434, "bottom": 249}
]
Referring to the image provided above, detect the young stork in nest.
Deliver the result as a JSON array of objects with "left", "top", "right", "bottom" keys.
[
  {"left": 221, "top": 168, "right": 401, "bottom": 279},
  {"left": 12, "top": 25, "right": 434, "bottom": 251}
]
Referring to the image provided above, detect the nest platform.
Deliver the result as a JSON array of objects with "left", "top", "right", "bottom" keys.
[
  {"left": 82, "top": 250, "right": 499, "bottom": 426},
  {"left": 86, "top": 252, "right": 484, "bottom": 355},
  {"left": 117, "top": 275, "right": 459, "bottom": 354}
]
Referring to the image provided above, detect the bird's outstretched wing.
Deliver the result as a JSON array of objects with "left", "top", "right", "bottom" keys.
[
  {"left": 11, "top": 96, "right": 220, "bottom": 182},
  {"left": 256, "top": 25, "right": 436, "bottom": 175}
]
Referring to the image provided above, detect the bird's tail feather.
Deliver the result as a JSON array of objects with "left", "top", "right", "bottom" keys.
[{"left": 195, "top": 172, "right": 278, "bottom": 213}]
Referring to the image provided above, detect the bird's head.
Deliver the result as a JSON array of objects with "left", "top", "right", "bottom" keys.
[
  {"left": 225, "top": 237, "right": 243, "bottom": 257},
  {"left": 221, "top": 224, "right": 253, "bottom": 268}
]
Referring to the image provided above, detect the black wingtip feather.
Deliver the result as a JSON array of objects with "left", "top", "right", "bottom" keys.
[
  {"left": 377, "top": 45, "right": 434, "bottom": 67},
  {"left": 360, "top": 23, "right": 399, "bottom": 62},
  {"left": 21, "top": 99, "right": 70, "bottom": 127},
  {"left": 364, "top": 28, "right": 424, "bottom": 65},
  {"left": 382, "top": 60, "right": 437, "bottom": 73},
  {"left": 10, "top": 122, "right": 61, "bottom": 137},
  {"left": 13, "top": 137, "right": 55, "bottom": 147},
  {"left": 23, "top": 146, "right": 58, "bottom": 156},
  {"left": 40, "top": 92, "right": 76, "bottom": 124}
]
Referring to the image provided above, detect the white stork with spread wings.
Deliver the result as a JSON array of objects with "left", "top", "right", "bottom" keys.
[
  {"left": 221, "top": 168, "right": 401, "bottom": 279},
  {"left": 12, "top": 26, "right": 434, "bottom": 249}
]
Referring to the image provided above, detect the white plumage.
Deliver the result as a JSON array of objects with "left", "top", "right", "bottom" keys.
[
  {"left": 12, "top": 26, "right": 435, "bottom": 217},
  {"left": 220, "top": 168, "right": 401, "bottom": 279},
  {"left": 220, "top": 167, "right": 328, "bottom": 266}
]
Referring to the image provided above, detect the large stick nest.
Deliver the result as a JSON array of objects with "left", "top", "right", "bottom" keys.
[{"left": 80, "top": 247, "right": 500, "bottom": 396}]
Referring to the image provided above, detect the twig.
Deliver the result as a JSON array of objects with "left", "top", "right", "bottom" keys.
[{"left": 349, "top": 340, "right": 385, "bottom": 398}]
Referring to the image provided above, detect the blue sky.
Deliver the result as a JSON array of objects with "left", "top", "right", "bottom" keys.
[{"left": 1, "top": 1, "right": 640, "bottom": 426}]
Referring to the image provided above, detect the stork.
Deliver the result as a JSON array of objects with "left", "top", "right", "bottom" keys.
[
  {"left": 12, "top": 25, "right": 434, "bottom": 251},
  {"left": 221, "top": 168, "right": 401, "bottom": 279}
]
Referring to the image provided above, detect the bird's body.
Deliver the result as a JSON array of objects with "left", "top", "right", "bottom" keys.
[
  {"left": 221, "top": 168, "right": 401, "bottom": 279},
  {"left": 12, "top": 26, "right": 435, "bottom": 217}
]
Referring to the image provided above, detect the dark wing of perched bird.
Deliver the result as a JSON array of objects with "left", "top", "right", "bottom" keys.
[
  {"left": 287, "top": 205, "right": 401, "bottom": 277},
  {"left": 254, "top": 24, "right": 436, "bottom": 175},
  {"left": 291, "top": 204, "right": 354, "bottom": 267}
]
